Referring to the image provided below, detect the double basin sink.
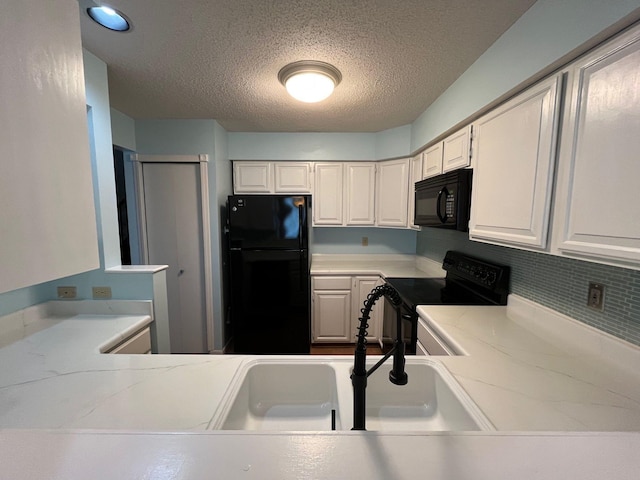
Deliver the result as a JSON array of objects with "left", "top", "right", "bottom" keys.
[{"left": 209, "top": 358, "right": 493, "bottom": 432}]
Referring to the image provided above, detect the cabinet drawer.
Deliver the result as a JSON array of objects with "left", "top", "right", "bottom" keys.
[
  {"left": 108, "top": 327, "right": 151, "bottom": 354},
  {"left": 313, "top": 276, "right": 352, "bottom": 290}
]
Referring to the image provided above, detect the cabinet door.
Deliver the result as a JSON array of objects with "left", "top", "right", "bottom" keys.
[
  {"left": 376, "top": 158, "right": 409, "bottom": 227},
  {"left": 313, "top": 163, "right": 344, "bottom": 225},
  {"left": 469, "top": 74, "right": 562, "bottom": 249},
  {"left": 351, "top": 276, "right": 382, "bottom": 343},
  {"left": 408, "top": 154, "right": 423, "bottom": 229},
  {"left": 553, "top": 26, "right": 640, "bottom": 267},
  {"left": 233, "top": 162, "right": 273, "bottom": 193},
  {"left": 0, "top": 0, "right": 99, "bottom": 294},
  {"left": 442, "top": 126, "right": 471, "bottom": 173},
  {"left": 345, "top": 163, "right": 376, "bottom": 225},
  {"left": 312, "top": 290, "right": 352, "bottom": 342},
  {"left": 422, "top": 143, "right": 443, "bottom": 179},
  {"left": 274, "top": 162, "right": 312, "bottom": 193}
]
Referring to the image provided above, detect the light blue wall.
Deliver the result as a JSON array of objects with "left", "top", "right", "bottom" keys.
[
  {"left": 228, "top": 126, "right": 414, "bottom": 161},
  {"left": 375, "top": 125, "right": 412, "bottom": 159},
  {"left": 228, "top": 132, "right": 376, "bottom": 161},
  {"left": 135, "top": 119, "right": 231, "bottom": 351},
  {"left": 411, "top": 0, "right": 640, "bottom": 150},
  {"left": 0, "top": 50, "right": 154, "bottom": 317},
  {"left": 312, "top": 228, "right": 417, "bottom": 255}
]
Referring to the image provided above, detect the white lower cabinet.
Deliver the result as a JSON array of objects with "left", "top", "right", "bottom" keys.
[
  {"left": 552, "top": 25, "right": 640, "bottom": 268},
  {"left": 469, "top": 73, "right": 562, "bottom": 250},
  {"left": 351, "top": 276, "right": 383, "bottom": 344},
  {"left": 312, "top": 276, "right": 352, "bottom": 342},
  {"left": 312, "top": 275, "right": 382, "bottom": 343}
]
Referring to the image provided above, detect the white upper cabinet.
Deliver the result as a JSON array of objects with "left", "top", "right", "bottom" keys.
[
  {"left": 313, "top": 163, "right": 344, "bottom": 225},
  {"left": 408, "top": 153, "right": 423, "bottom": 229},
  {"left": 442, "top": 125, "right": 472, "bottom": 173},
  {"left": 233, "top": 162, "right": 272, "bottom": 193},
  {"left": 233, "top": 161, "right": 312, "bottom": 194},
  {"left": 0, "top": 0, "right": 99, "bottom": 294},
  {"left": 345, "top": 163, "right": 376, "bottom": 225},
  {"left": 552, "top": 25, "right": 640, "bottom": 268},
  {"left": 422, "top": 143, "right": 443, "bottom": 179},
  {"left": 421, "top": 125, "right": 471, "bottom": 180},
  {"left": 469, "top": 73, "right": 562, "bottom": 249},
  {"left": 274, "top": 162, "right": 312, "bottom": 193},
  {"left": 376, "top": 158, "right": 410, "bottom": 227}
]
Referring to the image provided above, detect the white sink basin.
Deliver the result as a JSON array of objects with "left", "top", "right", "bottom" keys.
[
  {"left": 210, "top": 358, "right": 492, "bottom": 432},
  {"left": 214, "top": 361, "right": 341, "bottom": 431},
  {"left": 363, "top": 363, "right": 490, "bottom": 431}
]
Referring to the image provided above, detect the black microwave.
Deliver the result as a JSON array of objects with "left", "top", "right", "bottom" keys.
[{"left": 414, "top": 169, "right": 472, "bottom": 231}]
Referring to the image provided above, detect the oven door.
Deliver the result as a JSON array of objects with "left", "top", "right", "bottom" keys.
[{"left": 382, "top": 299, "right": 416, "bottom": 355}]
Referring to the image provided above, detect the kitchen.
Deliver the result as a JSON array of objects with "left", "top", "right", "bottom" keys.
[{"left": 2, "top": 0, "right": 640, "bottom": 477}]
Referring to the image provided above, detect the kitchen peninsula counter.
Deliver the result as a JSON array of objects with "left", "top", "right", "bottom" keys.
[{"left": 1, "top": 298, "right": 640, "bottom": 478}]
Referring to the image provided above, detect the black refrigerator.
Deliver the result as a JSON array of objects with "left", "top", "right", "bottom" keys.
[{"left": 227, "top": 195, "right": 310, "bottom": 354}]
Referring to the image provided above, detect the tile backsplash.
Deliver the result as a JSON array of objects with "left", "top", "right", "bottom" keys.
[{"left": 417, "top": 229, "right": 640, "bottom": 347}]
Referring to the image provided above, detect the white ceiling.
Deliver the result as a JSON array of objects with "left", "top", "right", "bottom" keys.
[{"left": 79, "top": 0, "right": 536, "bottom": 133}]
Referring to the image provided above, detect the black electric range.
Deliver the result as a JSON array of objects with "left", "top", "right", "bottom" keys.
[{"left": 383, "top": 251, "right": 510, "bottom": 354}]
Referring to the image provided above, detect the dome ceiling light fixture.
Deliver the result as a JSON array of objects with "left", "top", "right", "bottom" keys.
[
  {"left": 87, "top": 5, "right": 131, "bottom": 32},
  {"left": 278, "top": 61, "right": 342, "bottom": 103}
]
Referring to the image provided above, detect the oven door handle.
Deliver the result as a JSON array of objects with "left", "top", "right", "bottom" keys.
[{"left": 436, "top": 187, "right": 449, "bottom": 223}]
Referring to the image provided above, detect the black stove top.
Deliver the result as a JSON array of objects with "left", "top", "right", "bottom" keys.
[
  {"left": 386, "top": 251, "right": 510, "bottom": 309},
  {"left": 385, "top": 277, "right": 497, "bottom": 308}
]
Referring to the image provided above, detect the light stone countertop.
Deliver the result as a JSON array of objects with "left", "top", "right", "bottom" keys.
[
  {"left": 310, "top": 253, "right": 446, "bottom": 278},
  {"left": 418, "top": 296, "right": 640, "bottom": 432},
  {"left": 2, "top": 296, "right": 640, "bottom": 478}
]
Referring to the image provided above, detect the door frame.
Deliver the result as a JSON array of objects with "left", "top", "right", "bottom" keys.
[{"left": 132, "top": 153, "right": 215, "bottom": 353}]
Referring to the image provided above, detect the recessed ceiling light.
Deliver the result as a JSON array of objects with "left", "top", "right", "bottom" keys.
[
  {"left": 87, "top": 5, "right": 131, "bottom": 32},
  {"left": 278, "top": 61, "right": 342, "bottom": 103}
]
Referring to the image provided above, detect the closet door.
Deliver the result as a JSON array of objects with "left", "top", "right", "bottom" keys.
[{"left": 140, "top": 161, "right": 209, "bottom": 353}]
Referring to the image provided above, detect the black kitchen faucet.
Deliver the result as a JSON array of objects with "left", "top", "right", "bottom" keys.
[{"left": 351, "top": 284, "right": 408, "bottom": 430}]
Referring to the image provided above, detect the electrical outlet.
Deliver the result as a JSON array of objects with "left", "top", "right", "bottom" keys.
[
  {"left": 57, "top": 286, "right": 77, "bottom": 299},
  {"left": 362, "top": 236, "right": 368, "bottom": 246},
  {"left": 587, "top": 282, "right": 605, "bottom": 311},
  {"left": 92, "top": 286, "right": 112, "bottom": 299}
]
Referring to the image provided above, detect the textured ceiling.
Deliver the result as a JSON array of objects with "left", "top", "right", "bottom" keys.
[{"left": 79, "top": 0, "right": 536, "bottom": 132}]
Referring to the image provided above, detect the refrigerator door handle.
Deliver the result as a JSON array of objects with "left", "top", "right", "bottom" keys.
[
  {"left": 299, "top": 251, "right": 306, "bottom": 291},
  {"left": 298, "top": 204, "right": 304, "bottom": 250}
]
